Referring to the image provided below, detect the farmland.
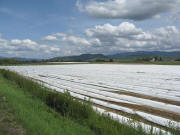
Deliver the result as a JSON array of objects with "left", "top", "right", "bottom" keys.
[{"left": 1, "top": 64, "right": 180, "bottom": 134}]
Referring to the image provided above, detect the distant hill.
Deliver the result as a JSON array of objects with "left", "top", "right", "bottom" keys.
[
  {"left": 47, "top": 51, "right": 180, "bottom": 62},
  {"left": 48, "top": 54, "right": 107, "bottom": 62},
  {"left": 12, "top": 57, "right": 41, "bottom": 62},
  {"left": 108, "top": 51, "right": 180, "bottom": 58},
  {"left": 1, "top": 51, "right": 180, "bottom": 63},
  {"left": 108, "top": 51, "right": 180, "bottom": 62},
  {"left": 0, "top": 57, "right": 41, "bottom": 61}
]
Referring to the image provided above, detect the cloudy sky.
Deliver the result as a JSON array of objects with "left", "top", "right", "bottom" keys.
[{"left": 0, "top": 0, "right": 180, "bottom": 58}]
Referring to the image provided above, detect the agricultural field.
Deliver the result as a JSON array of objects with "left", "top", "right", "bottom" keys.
[{"left": 2, "top": 64, "right": 180, "bottom": 134}]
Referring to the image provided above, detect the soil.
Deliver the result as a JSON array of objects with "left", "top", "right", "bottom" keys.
[{"left": 0, "top": 96, "right": 25, "bottom": 135}]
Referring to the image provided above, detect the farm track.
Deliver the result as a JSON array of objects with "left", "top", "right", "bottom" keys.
[
  {"left": 101, "top": 99, "right": 180, "bottom": 121},
  {"left": 90, "top": 95, "right": 180, "bottom": 122},
  {"left": 112, "top": 91, "right": 180, "bottom": 106},
  {"left": 93, "top": 104, "right": 169, "bottom": 130}
]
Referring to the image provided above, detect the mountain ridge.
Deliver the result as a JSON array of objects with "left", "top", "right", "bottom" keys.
[
  {"left": 47, "top": 51, "right": 180, "bottom": 62},
  {"left": 1, "top": 51, "right": 180, "bottom": 62}
]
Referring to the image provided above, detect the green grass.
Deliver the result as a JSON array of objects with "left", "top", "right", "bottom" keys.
[
  {"left": 0, "top": 69, "right": 179, "bottom": 135},
  {"left": 1, "top": 59, "right": 180, "bottom": 66},
  {"left": 0, "top": 96, "right": 25, "bottom": 135},
  {"left": 0, "top": 74, "right": 96, "bottom": 135}
]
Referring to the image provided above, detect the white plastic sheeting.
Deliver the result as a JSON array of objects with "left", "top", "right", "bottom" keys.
[{"left": 1, "top": 64, "right": 180, "bottom": 133}]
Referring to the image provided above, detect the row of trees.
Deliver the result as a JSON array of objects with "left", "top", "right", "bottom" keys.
[
  {"left": 95, "top": 58, "right": 114, "bottom": 62},
  {"left": 0, "top": 59, "right": 24, "bottom": 65},
  {"left": 136, "top": 56, "right": 163, "bottom": 62},
  {"left": 0, "top": 58, "right": 40, "bottom": 65}
]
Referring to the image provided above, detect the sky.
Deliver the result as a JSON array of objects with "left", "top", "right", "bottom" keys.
[{"left": 0, "top": 0, "right": 180, "bottom": 58}]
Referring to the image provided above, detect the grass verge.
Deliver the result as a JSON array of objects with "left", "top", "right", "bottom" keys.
[
  {"left": 0, "top": 95, "right": 25, "bottom": 135},
  {"left": 0, "top": 73, "right": 96, "bottom": 135},
  {"left": 0, "top": 69, "right": 179, "bottom": 135}
]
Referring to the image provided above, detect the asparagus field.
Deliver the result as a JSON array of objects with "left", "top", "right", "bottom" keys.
[{"left": 2, "top": 64, "right": 180, "bottom": 134}]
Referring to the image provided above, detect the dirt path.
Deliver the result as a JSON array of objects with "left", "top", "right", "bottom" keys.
[
  {"left": 73, "top": 90, "right": 180, "bottom": 121},
  {"left": 0, "top": 96, "right": 25, "bottom": 135},
  {"left": 113, "top": 90, "right": 180, "bottom": 106}
]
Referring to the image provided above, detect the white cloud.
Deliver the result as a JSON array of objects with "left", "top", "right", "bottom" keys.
[
  {"left": 61, "top": 35, "right": 91, "bottom": 46},
  {"left": 85, "top": 22, "right": 142, "bottom": 38},
  {"left": 76, "top": 0, "right": 84, "bottom": 12},
  {"left": 11, "top": 39, "right": 22, "bottom": 45},
  {"left": 0, "top": 37, "right": 61, "bottom": 58},
  {"left": 0, "top": 38, "right": 8, "bottom": 50},
  {"left": 77, "top": 0, "right": 180, "bottom": 20},
  {"left": 50, "top": 46, "right": 61, "bottom": 52},
  {"left": 10, "top": 39, "right": 38, "bottom": 50},
  {"left": 57, "top": 22, "right": 180, "bottom": 54},
  {"left": 1, "top": 22, "right": 180, "bottom": 58},
  {"left": 53, "top": 33, "right": 66, "bottom": 37},
  {"left": 152, "top": 26, "right": 180, "bottom": 50},
  {"left": 41, "top": 35, "right": 58, "bottom": 41}
]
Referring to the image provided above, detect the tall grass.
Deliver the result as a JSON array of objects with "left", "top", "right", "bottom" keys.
[
  {"left": 0, "top": 75, "right": 96, "bottom": 135},
  {"left": 0, "top": 69, "right": 178, "bottom": 135}
]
